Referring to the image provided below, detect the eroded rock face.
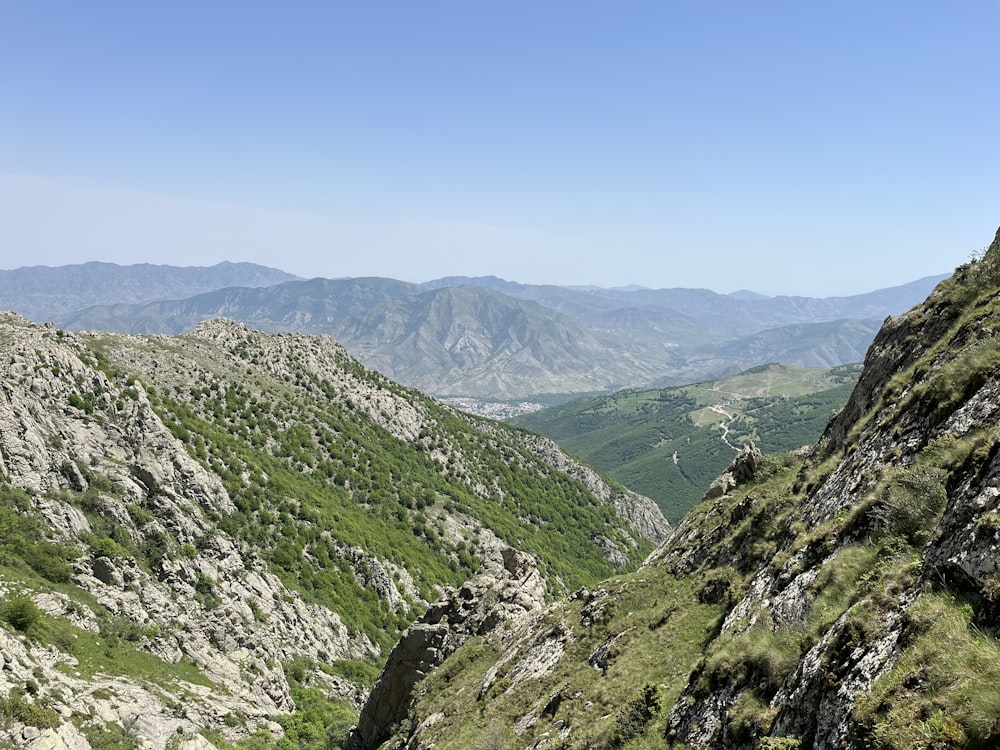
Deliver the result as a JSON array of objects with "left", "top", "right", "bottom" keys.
[
  {"left": 348, "top": 546, "right": 546, "bottom": 750},
  {"left": 702, "top": 442, "right": 762, "bottom": 500},
  {"left": 665, "top": 234, "right": 1000, "bottom": 748}
]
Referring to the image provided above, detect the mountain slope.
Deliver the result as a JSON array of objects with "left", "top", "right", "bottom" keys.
[
  {"left": 59, "top": 276, "right": 421, "bottom": 334},
  {"left": 361, "top": 227, "right": 1000, "bottom": 749},
  {"left": 426, "top": 274, "right": 948, "bottom": 343},
  {"left": 334, "top": 286, "right": 667, "bottom": 398},
  {"left": 0, "top": 314, "right": 666, "bottom": 748},
  {"left": 63, "top": 283, "right": 670, "bottom": 400}
]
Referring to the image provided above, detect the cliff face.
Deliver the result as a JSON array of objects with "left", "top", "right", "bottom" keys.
[
  {"left": 0, "top": 314, "right": 666, "bottom": 749},
  {"left": 368, "top": 228, "right": 1000, "bottom": 750}
]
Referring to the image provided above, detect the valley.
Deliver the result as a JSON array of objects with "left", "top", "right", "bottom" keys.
[
  {"left": 0, "top": 240, "right": 993, "bottom": 750},
  {"left": 354, "top": 226, "right": 1000, "bottom": 750},
  {"left": 4, "top": 3, "right": 993, "bottom": 747},
  {"left": 515, "top": 363, "right": 862, "bottom": 522}
]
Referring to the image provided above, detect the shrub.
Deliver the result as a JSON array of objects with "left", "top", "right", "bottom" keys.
[
  {"left": 2, "top": 595, "right": 41, "bottom": 632},
  {"left": 91, "top": 536, "right": 128, "bottom": 559},
  {"left": 0, "top": 688, "right": 60, "bottom": 728},
  {"left": 609, "top": 683, "right": 660, "bottom": 748},
  {"left": 23, "top": 541, "right": 75, "bottom": 583},
  {"left": 867, "top": 467, "right": 947, "bottom": 545}
]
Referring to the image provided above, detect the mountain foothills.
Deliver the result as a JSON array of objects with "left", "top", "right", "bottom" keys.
[
  {"left": 0, "top": 263, "right": 945, "bottom": 402},
  {"left": 0, "top": 241, "right": 990, "bottom": 750},
  {"left": 0, "top": 314, "right": 666, "bottom": 748},
  {"left": 348, "top": 227, "right": 1000, "bottom": 749},
  {"left": 515, "top": 362, "right": 862, "bottom": 523}
]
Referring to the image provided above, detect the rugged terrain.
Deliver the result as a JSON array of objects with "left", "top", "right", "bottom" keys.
[
  {"left": 0, "top": 314, "right": 666, "bottom": 749},
  {"left": 357, "top": 228, "right": 1000, "bottom": 749}
]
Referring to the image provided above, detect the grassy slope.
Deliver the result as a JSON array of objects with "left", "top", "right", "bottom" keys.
[
  {"left": 514, "top": 363, "right": 861, "bottom": 522},
  {"left": 402, "top": 243, "right": 1000, "bottom": 749},
  {"left": 398, "top": 453, "right": 804, "bottom": 749}
]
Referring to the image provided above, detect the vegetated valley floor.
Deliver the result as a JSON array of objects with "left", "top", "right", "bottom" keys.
[{"left": 514, "top": 362, "right": 862, "bottom": 522}]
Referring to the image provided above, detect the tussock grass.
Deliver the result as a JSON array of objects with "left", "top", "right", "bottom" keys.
[
  {"left": 701, "top": 627, "right": 799, "bottom": 700},
  {"left": 405, "top": 571, "right": 719, "bottom": 750},
  {"left": 853, "top": 591, "right": 1000, "bottom": 749}
]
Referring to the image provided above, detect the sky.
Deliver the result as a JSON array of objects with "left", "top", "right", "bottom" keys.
[{"left": 1, "top": 1, "right": 997, "bottom": 297}]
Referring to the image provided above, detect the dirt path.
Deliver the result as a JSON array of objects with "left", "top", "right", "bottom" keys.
[{"left": 707, "top": 401, "right": 740, "bottom": 451}]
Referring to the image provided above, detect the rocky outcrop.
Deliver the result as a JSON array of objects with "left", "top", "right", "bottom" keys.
[
  {"left": 348, "top": 546, "right": 545, "bottom": 749},
  {"left": 702, "top": 442, "right": 762, "bottom": 500}
]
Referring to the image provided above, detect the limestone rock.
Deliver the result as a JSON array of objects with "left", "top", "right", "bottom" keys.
[
  {"left": 24, "top": 723, "right": 91, "bottom": 750},
  {"left": 348, "top": 546, "right": 546, "bottom": 750},
  {"left": 702, "top": 442, "right": 762, "bottom": 500}
]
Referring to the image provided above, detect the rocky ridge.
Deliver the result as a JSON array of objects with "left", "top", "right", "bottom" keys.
[
  {"left": 364, "top": 228, "right": 1000, "bottom": 749},
  {"left": 347, "top": 545, "right": 545, "bottom": 750},
  {"left": 0, "top": 316, "right": 373, "bottom": 747},
  {"left": 0, "top": 313, "right": 666, "bottom": 749}
]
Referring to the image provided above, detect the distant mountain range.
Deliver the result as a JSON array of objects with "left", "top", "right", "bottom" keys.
[
  {"left": 0, "top": 262, "right": 949, "bottom": 400},
  {"left": 0, "top": 260, "right": 298, "bottom": 322}
]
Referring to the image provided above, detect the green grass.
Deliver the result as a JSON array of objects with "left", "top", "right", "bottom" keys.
[
  {"left": 853, "top": 591, "right": 1000, "bottom": 749},
  {"left": 26, "top": 610, "right": 214, "bottom": 688},
  {"left": 403, "top": 568, "right": 721, "bottom": 749}
]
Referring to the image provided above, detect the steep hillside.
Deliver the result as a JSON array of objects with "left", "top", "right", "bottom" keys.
[
  {"left": 335, "top": 286, "right": 666, "bottom": 398},
  {"left": 0, "top": 314, "right": 666, "bottom": 749},
  {"left": 360, "top": 227, "right": 1000, "bottom": 749},
  {"left": 516, "top": 363, "right": 861, "bottom": 522}
]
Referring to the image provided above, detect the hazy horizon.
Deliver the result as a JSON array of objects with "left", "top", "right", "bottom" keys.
[
  {"left": 0, "top": 257, "right": 952, "bottom": 301},
  {"left": 2, "top": 3, "right": 996, "bottom": 297}
]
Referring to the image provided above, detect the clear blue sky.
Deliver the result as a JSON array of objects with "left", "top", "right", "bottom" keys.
[{"left": 1, "top": 1, "right": 997, "bottom": 296}]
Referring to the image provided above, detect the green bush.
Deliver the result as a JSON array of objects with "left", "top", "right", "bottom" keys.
[
  {"left": 82, "top": 720, "right": 142, "bottom": 750},
  {"left": 2, "top": 595, "right": 41, "bottom": 632},
  {"left": 0, "top": 688, "right": 59, "bottom": 728},
  {"left": 91, "top": 536, "right": 129, "bottom": 559},
  {"left": 23, "top": 541, "right": 76, "bottom": 582}
]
